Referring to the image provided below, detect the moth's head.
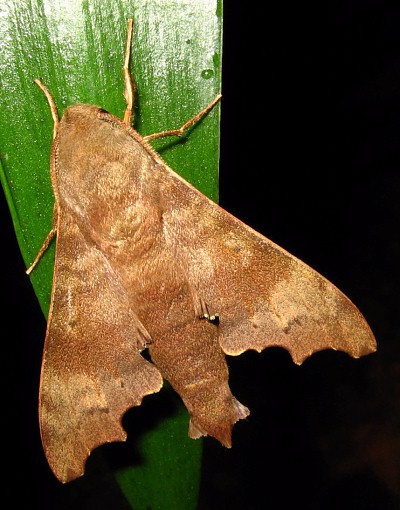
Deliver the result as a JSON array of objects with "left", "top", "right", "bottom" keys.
[{"left": 61, "top": 104, "right": 105, "bottom": 129}]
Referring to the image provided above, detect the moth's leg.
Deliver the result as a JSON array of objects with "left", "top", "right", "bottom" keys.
[
  {"left": 26, "top": 207, "right": 58, "bottom": 276},
  {"left": 26, "top": 227, "right": 56, "bottom": 276},
  {"left": 143, "top": 94, "right": 222, "bottom": 143},
  {"left": 195, "top": 295, "right": 220, "bottom": 325},
  {"left": 34, "top": 79, "right": 59, "bottom": 140},
  {"left": 123, "top": 18, "right": 135, "bottom": 126},
  {"left": 200, "top": 309, "right": 220, "bottom": 326},
  {"left": 27, "top": 80, "right": 60, "bottom": 275}
]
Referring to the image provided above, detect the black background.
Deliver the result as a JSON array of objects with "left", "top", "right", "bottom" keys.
[{"left": 2, "top": 2, "right": 399, "bottom": 509}]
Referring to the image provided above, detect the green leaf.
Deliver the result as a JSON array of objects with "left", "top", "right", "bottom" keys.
[{"left": 0, "top": 1, "right": 222, "bottom": 508}]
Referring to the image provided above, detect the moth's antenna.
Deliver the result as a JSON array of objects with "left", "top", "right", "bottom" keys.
[
  {"left": 34, "top": 79, "right": 60, "bottom": 140},
  {"left": 123, "top": 18, "right": 135, "bottom": 125}
]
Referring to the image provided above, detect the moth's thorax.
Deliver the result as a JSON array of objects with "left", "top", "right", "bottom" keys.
[{"left": 54, "top": 104, "right": 163, "bottom": 255}]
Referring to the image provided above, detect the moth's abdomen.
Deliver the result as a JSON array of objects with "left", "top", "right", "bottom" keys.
[
  {"left": 147, "top": 302, "right": 249, "bottom": 447},
  {"left": 184, "top": 374, "right": 250, "bottom": 447}
]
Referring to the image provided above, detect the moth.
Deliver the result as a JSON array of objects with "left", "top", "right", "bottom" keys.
[{"left": 28, "top": 19, "right": 376, "bottom": 483}]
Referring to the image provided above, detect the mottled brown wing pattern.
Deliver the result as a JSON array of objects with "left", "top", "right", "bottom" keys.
[
  {"left": 39, "top": 210, "right": 163, "bottom": 483},
  {"left": 38, "top": 105, "right": 376, "bottom": 483},
  {"left": 149, "top": 162, "right": 376, "bottom": 365}
]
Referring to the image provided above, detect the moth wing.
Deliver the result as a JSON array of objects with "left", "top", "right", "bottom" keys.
[
  {"left": 39, "top": 211, "right": 163, "bottom": 483},
  {"left": 160, "top": 169, "right": 376, "bottom": 364}
]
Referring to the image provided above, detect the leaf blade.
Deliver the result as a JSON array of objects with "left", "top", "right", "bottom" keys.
[{"left": 0, "top": 1, "right": 222, "bottom": 508}]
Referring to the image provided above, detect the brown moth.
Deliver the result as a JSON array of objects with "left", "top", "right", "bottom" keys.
[{"left": 28, "top": 19, "right": 376, "bottom": 483}]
